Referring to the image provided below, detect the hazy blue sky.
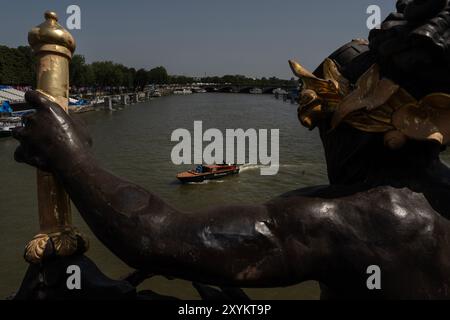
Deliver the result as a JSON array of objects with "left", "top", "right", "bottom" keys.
[{"left": 0, "top": 0, "right": 396, "bottom": 78}]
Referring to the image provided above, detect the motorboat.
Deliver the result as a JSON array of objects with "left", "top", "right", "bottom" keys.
[
  {"left": 174, "top": 88, "right": 193, "bottom": 95},
  {"left": 192, "top": 87, "right": 207, "bottom": 93},
  {"left": 0, "top": 116, "right": 22, "bottom": 138},
  {"left": 152, "top": 90, "right": 162, "bottom": 97},
  {"left": 176, "top": 164, "right": 239, "bottom": 183},
  {"left": 273, "top": 88, "right": 288, "bottom": 95},
  {"left": 249, "top": 88, "right": 263, "bottom": 94}
]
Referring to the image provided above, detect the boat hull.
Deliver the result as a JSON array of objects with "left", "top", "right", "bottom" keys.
[
  {"left": 177, "top": 168, "right": 240, "bottom": 183},
  {"left": 0, "top": 116, "right": 22, "bottom": 138}
]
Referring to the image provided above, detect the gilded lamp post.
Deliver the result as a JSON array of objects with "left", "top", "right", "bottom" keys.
[{"left": 25, "top": 11, "right": 87, "bottom": 263}]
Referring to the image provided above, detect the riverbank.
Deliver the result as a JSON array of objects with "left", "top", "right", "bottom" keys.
[{"left": 68, "top": 84, "right": 297, "bottom": 113}]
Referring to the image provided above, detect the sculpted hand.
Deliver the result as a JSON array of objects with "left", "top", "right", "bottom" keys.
[{"left": 12, "top": 90, "right": 92, "bottom": 173}]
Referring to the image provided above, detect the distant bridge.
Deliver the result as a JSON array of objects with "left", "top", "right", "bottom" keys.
[{"left": 199, "top": 84, "right": 298, "bottom": 94}]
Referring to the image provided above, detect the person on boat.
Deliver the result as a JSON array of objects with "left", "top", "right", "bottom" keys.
[{"left": 12, "top": 0, "right": 450, "bottom": 299}]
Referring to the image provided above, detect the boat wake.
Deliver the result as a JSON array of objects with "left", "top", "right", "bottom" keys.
[
  {"left": 186, "top": 180, "right": 225, "bottom": 185},
  {"left": 238, "top": 164, "right": 302, "bottom": 173},
  {"left": 238, "top": 164, "right": 266, "bottom": 173},
  {"left": 178, "top": 164, "right": 308, "bottom": 185}
]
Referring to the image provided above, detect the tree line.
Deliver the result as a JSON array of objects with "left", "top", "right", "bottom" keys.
[
  {"left": 1, "top": 45, "right": 294, "bottom": 88},
  {"left": 0, "top": 46, "right": 35, "bottom": 86},
  {"left": 69, "top": 55, "right": 170, "bottom": 89}
]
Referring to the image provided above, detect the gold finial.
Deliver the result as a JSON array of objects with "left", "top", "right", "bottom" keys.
[
  {"left": 28, "top": 10, "right": 76, "bottom": 58},
  {"left": 44, "top": 11, "right": 58, "bottom": 21}
]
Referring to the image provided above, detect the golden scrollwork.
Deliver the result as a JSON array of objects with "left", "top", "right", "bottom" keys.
[
  {"left": 289, "top": 59, "right": 348, "bottom": 129},
  {"left": 24, "top": 227, "right": 89, "bottom": 264},
  {"left": 289, "top": 57, "right": 450, "bottom": 148}
]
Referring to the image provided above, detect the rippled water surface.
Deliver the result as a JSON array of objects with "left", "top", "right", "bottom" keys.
[{"left": 1, "top": 93, "right": 449, "bottom": 299}]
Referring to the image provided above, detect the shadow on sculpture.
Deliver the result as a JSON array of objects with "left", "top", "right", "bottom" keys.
[
  {"left": 12, "top": 255, "right": 249, "bottom": 300},
  {"left": 10, "top": 0, "right": 450, "bottom": 300}
]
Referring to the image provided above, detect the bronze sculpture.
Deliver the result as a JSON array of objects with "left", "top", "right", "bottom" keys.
[{"left": 11, "top": 0, "right": 450, "bottom": 299}]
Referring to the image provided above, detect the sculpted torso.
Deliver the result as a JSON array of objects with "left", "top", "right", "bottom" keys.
[{"left": 277, "top": 186, "right": 450, "bottom": 299}]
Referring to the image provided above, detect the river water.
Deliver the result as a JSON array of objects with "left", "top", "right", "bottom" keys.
[{"left": 1, "top": 93, "right": 449, "bottom": 299}]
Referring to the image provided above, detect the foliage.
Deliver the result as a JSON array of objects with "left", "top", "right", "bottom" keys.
[
  {"left": 200, "top": 74, "right": 295, "bottom": 87},
  {"left": 0, "top": 45, "right": 36, "bottom": 86},
  {"left": 149, "top": 66, "right": 169, "bottom": 84},
  {"left": 1, "top": 45, "right": 292, "bottom": 88}
]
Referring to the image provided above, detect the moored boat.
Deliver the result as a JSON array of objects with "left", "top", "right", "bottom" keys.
[
  {"left": 152, "top": 90, "right": 162, "bottom": 97},
  {"left": 192, "top": 87, "right": 207, "bottom": 93},
  {"left": 174, "top": 88, "right": 193, "bottom": 95},
  {"left": 0, "top": 116, "right": 22, "bottom": 138},
  {"left": 249, "top": 88, "right": 262, "bottom": 94},
  {"left": 68, "top": 97, "right": 95, "bottom": 114},
  {"left": 177, "top": 164, "right": 239, "bottom": 183}
]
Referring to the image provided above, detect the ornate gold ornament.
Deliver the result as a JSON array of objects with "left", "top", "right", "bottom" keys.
[
  {"left": 289, "top": 57, "right": 450, "bottom": 149},
  {"left": 25, "top": 11, "right": 88, "bottom": 264},
  {"left": 24, "top": 228, "right": 89, "bottom": 264}
]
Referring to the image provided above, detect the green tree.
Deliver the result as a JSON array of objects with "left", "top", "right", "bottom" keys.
[
  {"left": 169, "top": 75, "right": 194, "bottom": 85},
  {"left": 70, "top": 54, "right": 88, "bottom": 87},
  {"left": 0, "top": 45, "right": 35, "bottom": 86},
  {"left": 0, "top": 45, "right": 294, "bottom": 90},
  {"left": 134, "top": 68, "right": 148, "bottom": 88},
  {"left": 148, "top": 66, "right": 168, "bottom": 84},
  {"left": 122, "top": 67, "right": 136, "bottom": 88},
  {"left": 91, "top": 61, "right": 119, "bottom": 87},
  {"left": 83, "top": 64, "right": 95, "bottom": 87}
]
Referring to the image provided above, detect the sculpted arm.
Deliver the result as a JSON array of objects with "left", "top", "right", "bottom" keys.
[{"left": 13, "top": 91, "right": 333, "bottom": 287}]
